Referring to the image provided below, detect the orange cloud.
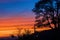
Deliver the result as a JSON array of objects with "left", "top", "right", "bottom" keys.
[
  {"left": 0, "top": 17, "right": 51, "bottom": 37},
  {"left": 0, "top": 17, "right": 35, "bottom": 37},
  {"left": 0, "top": 17, "right": 35, "bottom": 26}
]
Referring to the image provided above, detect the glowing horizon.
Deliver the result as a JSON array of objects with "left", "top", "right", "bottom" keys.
[
  {"left": 0, "top": 16, "right": 51, "bottom": 37},
  {"left": 0, "top": 0, "right": 51, "bottom": 37}
]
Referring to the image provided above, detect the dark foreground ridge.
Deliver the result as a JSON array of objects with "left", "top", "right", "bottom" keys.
[
  {"left": 0, "top": 28, "right": 60, "bottom": 40},
  {"left": 18, "top": 28, "right": 60, "bottom": 40}
]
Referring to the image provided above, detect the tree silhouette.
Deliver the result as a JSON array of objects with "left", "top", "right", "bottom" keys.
[
  {"left": 24, "top": 29, "right": 31, "bottom": 35},
  {"left": 32, "top": 0, "right": 60, "bottom": 32}
]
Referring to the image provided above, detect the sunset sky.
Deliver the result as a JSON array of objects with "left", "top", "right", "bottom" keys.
[
  {"left": 0, "top": 0, "right": 38, "bottom": 26},
  {"left": 0, "top": 0, "right": 51, "bottom": 37},
  {"left": 0, "top": 0, "right": 38, "bottom": 37}
]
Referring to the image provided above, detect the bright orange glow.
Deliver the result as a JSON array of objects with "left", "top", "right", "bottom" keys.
[{"left": 0, "top": 17, "right": 51, "bottom": 37}]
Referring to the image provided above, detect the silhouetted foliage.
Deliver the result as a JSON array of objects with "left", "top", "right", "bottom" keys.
[
  {"left": 10, "top": 35, "right": 15, "bottom": 38},
  {"left": 16, "top": 0, "right": 60, "bottom": 40},
  {"left": 24, "top": 29, "right": 31, "bottom": 35},
  {"left": 32, "top": 0, "right": 60, "bottom": 32},
  {"left": 32, "top": 0, "right": 60, "bottom": 40}
]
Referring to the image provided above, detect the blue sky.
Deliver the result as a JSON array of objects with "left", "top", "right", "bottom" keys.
[{"left": 0, "top": 0, "right": 38, "bottom": 17}]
